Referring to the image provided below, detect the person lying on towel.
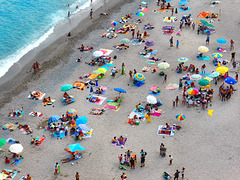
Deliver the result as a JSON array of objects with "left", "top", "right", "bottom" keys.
[
  {"left": 61, "top": 152, "right": 78, "bottom": 163},
  {"left": 89, "top": 96, "right": 100, "bottom": 102},
  {"left": 1, "top": 169, "right": 17, "bottom": 178}
]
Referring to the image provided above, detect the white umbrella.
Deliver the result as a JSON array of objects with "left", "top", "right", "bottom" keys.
[
  {"left": 190, "top": 74, "right": 202, "bottom": 81},
  {"left": 93, "top": 51, "right": 104, "bottom": 57},
  {"left": 9, "top": 144, "right": 23, "bottom": 154},
  {"left": 147, "top": 95, "right": 157, "bottom": 104},
  {"left": 158, "top": 62, "right": 170, "bottom": 70}
]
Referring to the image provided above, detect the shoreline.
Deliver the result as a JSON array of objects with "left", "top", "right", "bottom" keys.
[{"left": 0, "top": 0, "right": 133, "bottom": 109}]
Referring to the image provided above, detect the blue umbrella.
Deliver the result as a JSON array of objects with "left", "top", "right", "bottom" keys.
[
  {"left": 217, "top": 38, "right": 227, "bottom": 44},
  {"left": 114, "top": 88, "right": 127, "bottom": 93},
  {"left": 225, "top": 77, "right": 237, "bottom": 85},
  {"left": 90, "top": 85, "right": 93, "bottom": 93},
  {"left": 48, "top": 116, "right": 60, "bottom": 123},
  {"left": 78, "top": 124, "right": 91, "bottom": 131},
  {"left": 180, "top": 0, "right": 188, "bottom": 2},
  {"left": 76, "top": 116, "right": 88, "bottom": 125},
  {"left": 68, "top": 143, "right": 85, "bottom": 152},
  {"left": 95, "top": 80, "right": 98, "bottom": 87}
]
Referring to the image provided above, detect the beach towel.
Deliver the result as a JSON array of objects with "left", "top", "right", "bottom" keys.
[
  {"left": 142, "top": 8, "right": 149, "bottom": 12},
  {"left": 112, "top": 138, "right": 127, "bottom": 146},
  {"left": 198, "top": 56, "right": 210, "bottom": 61},
  {"left": 11, "top": 157, "right": 24, "bottom": 166},
  {"left": 130, "top": 39, "right": 142, "bottom": 45},
  {"left": 6, "top": 138, "right": 19, "bottom": 144},
  {"left": 29, "top": 111, "right": 43, "bottom": 117},
  {"left": 28, "top": 91, "right": 45, "bottom": 100},
  {"left": 217, "top": 48, "right": 228, "bottom": 53},
  {"left": 0, "top": 169, "right": 18, "bottom": 179},
  {"left": 2, "top": 123, "right": 14, "bottom": 130},
  {"left": 179, "top": 7, "right": 191, "bottom": 11},
  {"left": 9, "top": 124, "right": 18, "bottom": 131},
  {"left": 35, "top": 137, "right": 46, "bottom": 146},
  {"left": 142, "top": 66, "right": 150, "bottom": 72},
  {"left": 163, "top": 17, "right": 177, "bottom": 23},
  {"left": 151, "top": 109, "right": 162, "bottom": 117},
  {"left": 146, "top": 60, "right": 156, "bottom": 64},
  {"left": 10, "top": 110, "right": 24, "bottom": 118},
  {"left": 141, "top": 53, "right": 151, "bottom": 58},
  {"left": 141, "top": 1, "right": 149, "bottom": 5},
  {"left": 165, "top": 83, "right": 179, "bottom": 90},
  {"left": 88, "top": 96, "right": 106, "bottom": 105},
  {"left": 157, "top": 125, "right": 175, "bottom": 136}
]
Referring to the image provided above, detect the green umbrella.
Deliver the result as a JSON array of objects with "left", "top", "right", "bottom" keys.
[
  {"left": 198, "top": 79, "right": 210, "bottom": 86},
  {"left": 0, "top": 139, "right": 6, "bottom": 147},
  {"left": 200, "top": 20, "right": 214, "bottom": 27},
  {"left": 60, "top": 84, "right": 73, "bottom": 92}
]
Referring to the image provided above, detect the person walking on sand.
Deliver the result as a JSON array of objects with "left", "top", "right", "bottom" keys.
[
  {"left": 169, "top": 155, "right": 173, "bottom": 165},
  {"left": 163, "top": 75, "right": 167, "bottom": 83},
  {"left": 176, "top": 40, "right": 179, "bottom": 48},
  {"left": 54, "top": 162, "right": 59, "bottom": 175},
  {"left": 201, "top": 64, "right": 206, "bottom": 74},
  {"left": 230, "top": 39, "right": 234, "bottom": 51},
  {"left": 231, "top": 52, "right": 236, "bottom": 61},
  {"left": 111, "top": 67, "right": 116, "bottom": 77},
  {"left": 169, "top": 37, "right": 173, "bottom": 47},
  {"left": 192, "top": 22, "right": 195, "bottom": 30},
  {"left": 174, "top": 170, "right": 180, "bottom": 180},
  {"left": 75, "top": 172, "right": 80, "bottom": 180},
  {"left": 90, "top": 9, "right": 93, "bottom": 19},
  {"left": 206, "top": 35, "right": 210, "bottom": 45},
  {"left": 132, "top": 29, "right": 135, "bottom": 39},
  {"left": 32, "top": 63, "right": 37, "bottom": 74},
  {"left": 134, "top": 69, "right": 137, "bottom": 75},
  {"left": 121, "top": 63, "right": 125, "bottom": 75},
  {"left": 35, "top": 61, "right": 40, "bottom": 71},
  {"left": 181, "top": 167, "right": 185, "bottom": 179},
  {"left": 68, "top": 11, "right": 70, "bottom": 17},
  {"left": 175, "top": 96, "right": 179, "bottom": 107},
  {"left": 140, "top": 149, "right": 147, "bottom": 167},
  {"left": 129, "top": 70, "right": 133, "bottom": 80}
]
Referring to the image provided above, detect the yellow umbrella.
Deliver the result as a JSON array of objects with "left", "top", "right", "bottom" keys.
[
  {"left": 198, "top": 46, "right": 209, "bottom": 53},
  {"left": 97, "top": 68, "right": 107, "bottom": 74},
  {"left": 216, "top": 67, "right": 229, "bottom": 74},
  {"left": 204, "top": 77, "right": 212, "bottom": 82}
]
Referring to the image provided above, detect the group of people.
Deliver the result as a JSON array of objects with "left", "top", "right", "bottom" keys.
[
  {"left": 32, "top": 61, "right": 40, "bottom": 74},
  {"left": 8, "top": 107, "right": 23, "bottom": 117},
  {"left": 219, "top": 82, "right": 234, "bottom": 101}
]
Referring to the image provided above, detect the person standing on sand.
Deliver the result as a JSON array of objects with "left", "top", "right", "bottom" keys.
[
  {"left": 169, "top": 155, "right": 173, "bottom": 165},
  {"left": 132, "top": 29, "right": 135, "bottom": 39},
  {"left": 169, "top": 37, "right": 173, "bottom": 47},
  {"left": 163, "top": 75, "right": 167, "bottom": 83},
  {"left": 75, "top": 172, "right": 80, "bottom": 180},
  {"left": 35, "top": 61, "right": 40, "bottom": 71},
  {"left": 134, "top": 69, "right": 137, "bottom": 75},
  {"left": 32, "top": 63, "right": 37, "bottom": 74},
  {"left": 192, "top": 22, "right": 195, "bottom": 30},
  {"left": 90, "top": 9, "right": 93, "bottom": 19},
  {"left": 176, "top": 40, "right": 179, "bottom": 48},
  {"left": 54, "top": 162, "right": 58, "bottom": 175},
  {"left": 121, "top": 63, "right": 125, "bottom": 75},
  {"left": 129, "top": 70, "right": 133, "bottom": 80},
  {"left": 140, "top": 149, "right": 147, "bottom": 167},
  {"left": 175, "top": 96, "right": 179, "bottom": 107},
  {"left": 230, "top": 39, "right": 234, "bottom": 51},
  {"left": 68, "top": 11, "right": 70, "bottom": 17},
  {"left": 174, "top": 170, "right": 180, "bottom": 180},
  {"left": 181, "top": 167, "right": 185, "bottom": 179},
  {"left": 206, "top": 35, "right": 210, "bottom": 45},
  {"left": 201, "top": 64, "right": 206, "bottom": 74},
  {"left": 231, "top": 52, "right": 236, "bottom": 61}
]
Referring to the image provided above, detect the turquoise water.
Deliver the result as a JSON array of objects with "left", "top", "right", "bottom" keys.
[{"left": 0, "top": 0, "right": 89, "bottom": 77}]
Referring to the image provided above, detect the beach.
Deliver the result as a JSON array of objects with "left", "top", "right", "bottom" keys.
[{"left": 0, "top": 0, "right": 240, "bottom": 179}]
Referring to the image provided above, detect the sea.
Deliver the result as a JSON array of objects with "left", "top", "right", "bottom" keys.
[{"left": 0, "top": 0, "right": 90, "bottom": 78}]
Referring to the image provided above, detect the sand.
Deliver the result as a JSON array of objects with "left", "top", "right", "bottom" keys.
[{"left": 0, "top": 0, "right": 240, "bottom": 179}]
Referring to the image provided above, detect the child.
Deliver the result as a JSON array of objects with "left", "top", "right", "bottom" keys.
[
  {"left": 169, "top": 155, "right": 173, "bottom": 165},
  {"left": 176, "top": 40, "right": 179, "bottom": 48},
  {"left": 182, "top": 167, "right": 185, "bottom": 179}
]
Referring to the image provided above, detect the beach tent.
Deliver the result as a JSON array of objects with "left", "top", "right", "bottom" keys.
[{"left": 68, "top": 143, "right": 85, "bottom": 152}]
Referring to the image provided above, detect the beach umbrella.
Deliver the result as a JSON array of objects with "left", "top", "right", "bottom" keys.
[
  {"left": 217, "top": 38, "right": 227, "bottom": 44},
  {"left": 145, "top": 41, "right": 156, "bottom": 46},
  {"left": 216, "top": 67, "right": 229, "bottom": 74},
  {"left": 198, "top": 46, "right": 209, "bottom": 53},
  {"left": 134, "top": 73, "right": 145, "bottom": 82},
  {"left": 114, "top": 88, "right": 127, "bottom": 93},
  {"left": 204, "top": 77, "right": 213, "bottom": 82},
  {"left": 198, "top": 79, "right": 210, "bottom": 86},
  {"left": 111, "top": 21, "right": 118, "bottom": 26},
  {"left": 97, "top": 68, "right": 107, "bottom": 74},
  {"left": 60, "top": 84, "right": 73, "bottom": 92},
  {"left": 209, "top": 71, "right": 220, "bottom": 78},
  {"left": 76, "top": 116, "right": 88, "bottom": 125},
  {"left": 190, "top": 74, "right": 202, "bottom": 81},
  {"left": 147, "top": 95, "right": 157, "bottom": 104},
  {"left": 212, "top": 53, "right": 223, "bottom": 58},
  {"left": 93, "top": 51, "right": 104, "bottom": 57},
  {"left": 48, "top": 115, "right": 60, "bottom": 123},
  {"left": 225, "top": 77, "right": 237, "bottom": 85},
  {"left": 176, "top": 114, "right": 185, "bottom": 121},
  {"left": 175, "top": 8, "right": 178, "bottom": 14},
  {"left": 136, "top": 12, "right": 144, "bottom": 16},
  {"left": 187, "top": 88, "right": 199, "bottom": 95},
  {"left": 121, "top": 38, "right": 130, "bottom": 43},
  {"left": 68, "top": 143, "right": 85, "bottom": 152},
  {"left": 9, "top": 144, "right": 23, "bottom": 154},
  {"left": 0, "top": 139, "right": 6, "bottom": 147},
  {"left": 158, "top": 62, "right": 170, "bottom": 69},
  {"left": 78, "top": 124, "right": 91, "bottom": 131},
  {"left": 66, "top": 109, "right": 78, "bottom": 116},
  {"left": 177, "top": 57, "right": 188, "bottom": 63}
]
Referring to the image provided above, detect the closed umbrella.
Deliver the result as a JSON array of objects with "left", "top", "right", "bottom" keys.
[
  {"left": 121, "top": 38, "right": 130, "bottom": 43},
  {"left": 216, "top": 67, "right": 229, "bottom": 74},
  {"left": 93, "top": 51, "right": 104, "bottom": 57},
  {"left": 147, "top": 95, "right": 157, "bottom": 104},
  {"left": 158, "top": 62, "right": 170, "bottom": 69},
  {"left": 198, "top": 79, "right": 210, "bottom": 86},
  {"left": 177, "top": 57, "right": 188, "bottom": 63},
  {"left": 68, "top": 143, "right": 85, "bottom": 152},
  {"left": 225, "top": 77, "right": 237, "bottom": 85},
  {"left": 134, "top": 73, "right": 145, "bottom": 82},
  {"left": 48, "top": 116, "right": 60, "bottom": 123},
  {"left": 217, "top": 38, "right": 227, "bottom": 44},
  {"left": 90, "top": 85, "right": 93, "bottom": 93},
  {"left": 66, "top": 109, "right": 78, "bottom": 116},
  {"left": 60, "top": 84, "right": 73, "bottom": 92},
  {"left": 9, "top": 144, "right": 23, "bottom": 154},
  {"left": 0, "top": 139, "right": 6, "bottom": 147},
  {"left": 95, "top": 80, "right": 98, "bottom": 87},
  {"left": 198, "top": 46, "right": 209, "bottom": 53},
  {"left": 76, "top": 116, "right": 88, "bottom": 125}
]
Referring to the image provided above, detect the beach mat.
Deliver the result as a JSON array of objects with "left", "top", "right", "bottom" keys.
[
  {"left": 11, "top": 157, "right": 24, "bottom": 166},
  {"left": 157, "top": 125, "right": 175, "bottom": 136},
  {"left": 198, "top": 56, "right": 210, "bottom": 61}
]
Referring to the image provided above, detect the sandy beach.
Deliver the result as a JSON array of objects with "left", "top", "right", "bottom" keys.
[{"left": 0, "top": 0, "right": 240, "bottom": 179}]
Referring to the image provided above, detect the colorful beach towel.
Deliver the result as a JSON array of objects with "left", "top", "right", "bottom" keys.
[
  {"left": 198, "top": 56, "right": 210, "bottom": 61},
  {"left": 29, "top": 111, "right": 43, "bottom": 117},
  {"left": 163, "top": 17, "right": 177, "bottom": 23},
  {"left": 88, "top": 96, "right": 106, "bottom": 105},
  {"left": 142, "top": 8, "right": 149, "bottom": 12},
  {"left": 157, "top": 125, "right": 175, "bottom": 136},
  {"left": 35, "top": 137, "right": 46, "bottom": 146},
  {"left": 165, "top": 83, "right": 179, "bottom": 90},
  {"left": 0, "top": 169, "right": 18, "bottom": 179}
]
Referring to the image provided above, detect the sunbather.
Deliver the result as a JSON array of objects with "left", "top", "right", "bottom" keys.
[
  {"left": 1, "top": 169, "right": 18, "bottom": 178},
  {"left": 11, "top": 155, "right": 23, "bottom": 166},
  {"left": 61, "top": 153, "right": 78, "bottom": 163},
  {"left": 112, "top": 136, "right": 118, "bottom": 143},
  {"left": 100, "top": 12, "right": 108, "bottom": 15},
  {"left": 149, "top": 57, "right": 161, "bottom": 61},
  {"left": 95, "top": 87, "right": 103, "bottom": 94},
  {"left": 89, "top": 96, "right": 100, "bottom": 102},
  {"left": 85, "top": 60, "right": 96, "bottom": 66},
  {"left": 145, "top": 23, "right": 154, "bottom": 29}
]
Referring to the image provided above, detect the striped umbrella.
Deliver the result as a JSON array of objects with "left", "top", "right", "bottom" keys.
[
  {"left": 187, "top": 88, "right": 199, "bottom": 95},
  {"left": 212, "top": 53, "right": 223, "bottom": 58},
  {"left": 66, "top": 109, "right": 78, "bottom": 116},
  {"left": 134, "top": 73, "right": 145, "bottom": 82},
  {"left": 190, "top": 74, "right": 202, "bottom": 81},
  {"left": 176, "top": 114, "right": 185, "bottom": 121},
  {"left": 158, "top": 62, "right": 170, "bottom": 69},
  {"left": 177, "top": 57, "right": 188, "bottom": 63},
  {"left": 145, "top": 41, "right": 156, "bottom": 46},
  {"left": 136, "top": 12, "right": 144, "bottom": 16}
]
